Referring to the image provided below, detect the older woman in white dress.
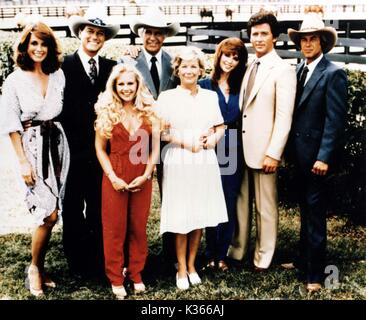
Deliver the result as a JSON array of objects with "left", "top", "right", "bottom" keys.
[
  {"left": 155, "top": 47, "right": 228, "bottom": 290},
  {"left": 0, "top": 22, "right": 69, "bottom": 297}
]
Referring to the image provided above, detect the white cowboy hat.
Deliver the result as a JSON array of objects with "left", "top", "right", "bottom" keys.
[
  {"left": 288, "top": 13, "right": 337, "bottom": 54},
  {"left": 68, "top": 4, "right": 120, "bottom": 41},
  {"left": 130, "top": 7, "right": 180, "bottom": 37}
]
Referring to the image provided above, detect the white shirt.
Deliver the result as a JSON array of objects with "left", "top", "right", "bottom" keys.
[
  {"left": 142, "top": 47, "right": 162, "bottom": 79},
  {"left": 78, "top": 47, "right": 100, "bottom": 77},
  {"left": 303, "top": 53, "right": 323, "bottom": 85}
]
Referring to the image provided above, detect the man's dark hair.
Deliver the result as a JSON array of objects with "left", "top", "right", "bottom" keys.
[{"left": 247, "top": 10, "right": 280, "bottom": 39}]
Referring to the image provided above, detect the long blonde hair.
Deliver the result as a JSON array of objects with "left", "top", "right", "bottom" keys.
[{"left": 95, "top": 64, "right": 155, "bottom": 138}]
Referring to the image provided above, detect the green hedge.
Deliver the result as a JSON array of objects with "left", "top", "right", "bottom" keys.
[{"left": 1, "top": 31, "right": 365, "bottom": 225}]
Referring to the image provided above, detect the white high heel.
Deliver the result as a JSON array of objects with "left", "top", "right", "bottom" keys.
[
  {"left": 133, "top": 282, "right": 146, "bottom": 293},
  {"left": 25, "top": 265, "right": 44, "bottom": 297},
  {"left": 42, "top": 273, "right": 56, "bottom": 288},
  {"left": 112, "top": 285, "right": 127, "bottom": 300}
]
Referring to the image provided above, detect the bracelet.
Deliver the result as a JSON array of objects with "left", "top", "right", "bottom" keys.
[{"left": 144, "top": 174, "right": 152, "bottom": 180}]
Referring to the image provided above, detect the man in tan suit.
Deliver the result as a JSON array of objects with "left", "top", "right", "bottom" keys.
[{"left": 227, "top": 10, "right": 296, "bottom": 271}]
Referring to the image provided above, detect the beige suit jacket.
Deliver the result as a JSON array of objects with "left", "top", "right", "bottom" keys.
[{"left": 240, "top": 50, "right": 296, "bottom": 169}]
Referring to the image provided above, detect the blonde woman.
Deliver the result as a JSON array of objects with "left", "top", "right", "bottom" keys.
[
  {"left": 95, "top": 64, "right": 160, "bottom": 299},
  {"left": 155, "top": 47, "right": 228, "bottom": 290}
]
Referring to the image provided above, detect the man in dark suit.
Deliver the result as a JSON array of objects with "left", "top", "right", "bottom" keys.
[
  {"left": 284, "top": 13, "right": 347, "bottom": 292},
  {"left": 120, "top": 7, "right": 180, "bottom": 272},
  {"left": 59, "top": 5, "right": 119, "bottom": 278}
]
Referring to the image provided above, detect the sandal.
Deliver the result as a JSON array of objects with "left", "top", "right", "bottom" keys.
[
  {"left": 42, "top": 273, "right": 56, "bottom": 288},
  {"left": 25, "top": 265, "right": 44, "bottom": 297},
  {"left": 217, "top": 260, "right": 229, "bottom": 272}
]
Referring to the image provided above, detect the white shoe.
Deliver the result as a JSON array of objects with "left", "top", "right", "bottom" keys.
[
  {"left": 112, "top": 285, "right": 127, "bottom": 300},
  {"left": 133, "top": 282, "right": 146, "bottom": 293},
  {"left": 176, "top": 273, "right": 189, "bottom": 290},
  {"left": 187, "top": 272, "right": 201, "bottom": 285}
]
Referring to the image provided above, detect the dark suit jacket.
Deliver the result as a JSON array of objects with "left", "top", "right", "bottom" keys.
[
  {"left": 119, "top": 50, "right": 178, "bottom": 99},
  {"left": 59, "top": 52, "right": 116, "bottom": 161},
  {"left": 287, "top": 56, "right": 348, "bottom": 172}
]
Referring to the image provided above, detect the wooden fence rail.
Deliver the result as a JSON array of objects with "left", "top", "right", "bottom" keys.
[{"left": 2, "top": 3, "right": 366, "bottom": 20}]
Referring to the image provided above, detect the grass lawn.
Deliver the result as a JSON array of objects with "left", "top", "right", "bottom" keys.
[{"left": 0, "top": 178, "right": 365, "bottom": 301}]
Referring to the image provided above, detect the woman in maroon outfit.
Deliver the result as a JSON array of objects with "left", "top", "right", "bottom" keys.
[{"left": 95, "top": 64, "right": 160, "bottom": 299}]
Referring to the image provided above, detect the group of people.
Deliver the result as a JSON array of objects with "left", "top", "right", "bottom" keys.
[{"left": 0, "top": 5, "right": 347, "bottom": 299}]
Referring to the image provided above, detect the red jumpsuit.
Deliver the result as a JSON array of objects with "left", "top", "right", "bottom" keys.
[{"left": 102, "top": 122, "right": 152, "bottom": 286}]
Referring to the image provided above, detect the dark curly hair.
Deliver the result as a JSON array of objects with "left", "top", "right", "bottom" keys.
[
  {"left": 247, "top": 9, "right": 280, "bottom": 39},
  {"left": 211, "top": 37, "right": 248, "bottom": 94},
  {"left": 14, "top": 22, "right": 62, "bottom": 74}
]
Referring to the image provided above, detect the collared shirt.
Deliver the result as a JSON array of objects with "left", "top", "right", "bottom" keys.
[
  {"left": 78, "top": 47, "right": 100, "bottom": 76},
  {"left": 245, "top": 49, "right": 278, "bottom": 92},
  {"left": 247, "top": 49, "right": 278, "bottom": 78},
  {"left": 255, "top": 48, "right": 277, "bottom": 66},
  {"left": 303, "top": 53, "right": 323, "bottom": 85},
  {"left": 142, "top": 47, "right": 163, "bottom": 79}
]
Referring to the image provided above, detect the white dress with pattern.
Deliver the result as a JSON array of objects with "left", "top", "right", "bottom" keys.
[
  {"left": 156, "top": 86, "right": 228, "bottom": 234},
  {"left": 0, "top": 68, "right": 70, "bottom": 226}
]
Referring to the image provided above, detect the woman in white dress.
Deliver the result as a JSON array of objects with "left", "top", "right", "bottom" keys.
[
  {"left": 0, "top": 22, "right": 69, "bottom": 296},
  {"left": 155, "top": 47, "right": 228, "bottom": 290}
]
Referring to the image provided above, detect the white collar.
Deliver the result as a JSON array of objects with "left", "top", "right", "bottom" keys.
[
  {"left": 142, "top": 47, "right": 163, "bottom": 65},
  {"left": 255, "top": 49, "right": 277, "bottom": 66},
  {"left": 304, "top": 53, "right": 323, "bottom": 74},
  {"left": 177, "top": 85, "right": 200, "bottom": 96}
]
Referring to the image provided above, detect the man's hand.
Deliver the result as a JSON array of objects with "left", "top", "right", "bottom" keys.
[
  {"left": 262, "top": 156, "right": 279, "bottom": 174},
  {"left": 122, "top": 45, "right": 141, "bottom": 59},
  {"left": 311, "top": 160, "right": 328, "bottom": 176}
]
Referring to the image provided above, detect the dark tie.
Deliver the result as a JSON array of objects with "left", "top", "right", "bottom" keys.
[
  {"left": 150, "top": 56, "right": 160, "bottom": 93},
  {"left": 295, "top": 65, "right": 309, "bottom": 106},
  {"left": 243, "top": 60, "right": 260, "bottom": 108},
  {"left": 88, "top": 58, "right": 97, "bottom": 84}
]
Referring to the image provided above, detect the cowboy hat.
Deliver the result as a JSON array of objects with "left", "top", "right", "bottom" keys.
[
  {"left": 288, "top": 13, "right": 337, "bottom": 53},
  {"left": 68, "top": 4, "right": 120, "bottom": 41},
  {"left": 130, "top": 7, "right": 180, "bottom": 37}
]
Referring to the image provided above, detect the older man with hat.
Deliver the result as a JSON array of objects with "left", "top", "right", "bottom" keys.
[
  {"left": 58, "top": 5, "right": 119, "bottom": 279},
  {"left": 122, "top": 6, "right": 180, "bottom": 100},
  {"left": 120, "top": 7, "right": 180, "bottom": 274},
  {"left": 283, "top": 13, "right": 347, "bottom": 292}
]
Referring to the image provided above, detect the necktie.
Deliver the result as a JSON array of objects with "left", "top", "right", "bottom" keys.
[
  {"left": 295, "top": 65, "right": 309, "bottom": 106},
  {"left": 88, "top": 58, "right": 97, "bottom": 85},
  {"left": 150, "top": 56, "right": 160, "bottom": 93},
  {"left": 243, "top": 60, "right": 260, "bottom": 107}
]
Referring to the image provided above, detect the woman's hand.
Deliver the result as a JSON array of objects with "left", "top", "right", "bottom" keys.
[
  {"left": 190, "top": 140, "right": 204, "bottom": 153},
  {"left": 202, "top": 134, "right": 217, "bottom": 150},
  {"left": 128, "top": 175, "right": 148, "bottom": 192},
  {"left": 20, "top": 159, "right": 36, "bottom": 186},
  {"left": 161, "top": 120, "right": 171, "bottom": 142},
  {"left": 110, "top": 176, "right": 129, "bottom": 193}
]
